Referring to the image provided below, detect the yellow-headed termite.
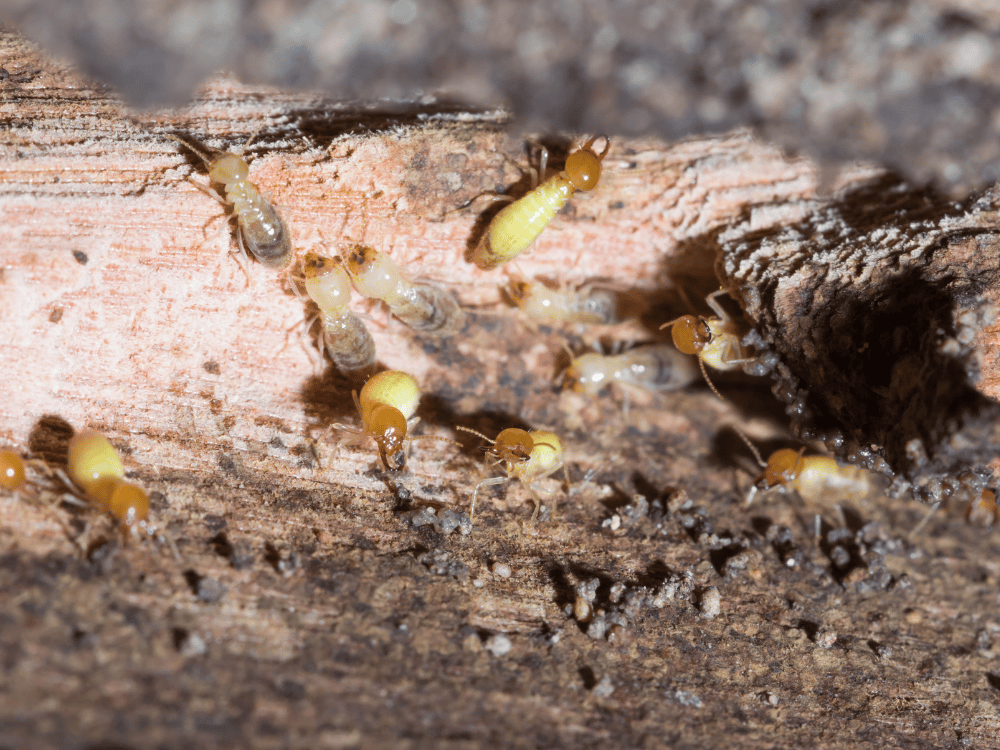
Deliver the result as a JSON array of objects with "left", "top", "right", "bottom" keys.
[
  {"left": 330, "top": 371, "right": 458, "bottom": 471},
  {"left": 168, "top": 132, "right": 293, "bottom": 275},
  {"left": 302, "top": 251, "right": 377, "bottom": 371},
  {"left": 65, "top": 430, "right": 154, "bottom": 540},
  {"left": 562, "top": 344, "right": 700, "bottom": 398},
  {"left": 663, "top": 289, "right": 756, "bottom": 400},
  {"left": 472, "top": 136, "right": 611, "bottom": 270},
  {"left": 344, "top": 243, "right": 465, "bottom": 337},
  {"left": 455, "top": 426, "right": 568, "bottom": 522}
]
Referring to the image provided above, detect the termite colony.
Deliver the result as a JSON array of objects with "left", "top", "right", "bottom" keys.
[
  {"left": 11, "top": 124, "right": 987, "bottom": 569},
  {"left": 155, "top": 126, "right": 995, "bottom": 532}
]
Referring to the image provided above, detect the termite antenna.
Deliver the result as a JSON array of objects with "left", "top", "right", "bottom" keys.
[
  {"left": 166, "top": 133, "right": 216, "bottom": 164},
  {"left": 910, "top": 499, "right": 944, "bottom": 538},
  {"left": 735, "top": 428, "right": 765, "bottom": 469},
  {"left": 455, "top": 426, "right": 495, "bottom": 444},
  {"left": 698, "top": 357, "right": 726, "bottom": 402}
]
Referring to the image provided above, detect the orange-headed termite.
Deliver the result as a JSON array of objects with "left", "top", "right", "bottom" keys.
[
  {"left": 663, "top": 289, "right": 756, "bottom": 400},
  {"left": 472, "top": 136, "right": 611, "bottom": 270},
  {"left": 456, "top": 426, "right": 567, "bottom": 522},
  {"left": 746, "top": 447, "right": 874, "bottom": 509},
  {"left": 331, "top": 371, "right": 458, "bottom": 471},
  {"left": 967, "top": 488, "right": 998, "bottom": 526}
]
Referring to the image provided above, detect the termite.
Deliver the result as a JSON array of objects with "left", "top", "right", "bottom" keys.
[
  {"left": 455, "top": 427, "right": 568, "bottom": 522},
  {"left": 967, "top": 488, "right": 997, "bottom": 526},
  {"left": 745, "top": 447, "right": 874, "bottom": 509},
  {"left": 562, "top": 344, "right": 700, "bottom": 398},
  {"left": 663, "top": 289, "right": 755, "bottom": 400},
  {"left": 64, "top": 430, "right": 154, "bottom": 540},
  {"left": 302, "top": 250, "right": 377, "bottom": 371},
  {"left": 168, "top": 132, "right": 293, "bottom": 275},
  {"left": 504, "top": 276, "right": 628, "bottom": 326},
  {"left": 472, "top": 136, "right": 611, "bottom": 270},
  {"left": 343, "top": 243, "right": 465, "bottom": 337},
  {"left": 331, "top": 370, "right": 458, "bottom": 471}
]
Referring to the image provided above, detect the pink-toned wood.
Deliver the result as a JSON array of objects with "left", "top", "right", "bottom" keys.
[{"left": 0, "top": 31, "right": 855, "bottom": 495}]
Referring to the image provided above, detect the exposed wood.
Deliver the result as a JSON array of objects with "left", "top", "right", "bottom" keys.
[{"left": 3, "top": 29, "right": 1000, "bottom": 750}]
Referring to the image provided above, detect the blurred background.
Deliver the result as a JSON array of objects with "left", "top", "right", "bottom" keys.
[{"left": 4, "top": 0, "right": 1000, "bottom": 195}]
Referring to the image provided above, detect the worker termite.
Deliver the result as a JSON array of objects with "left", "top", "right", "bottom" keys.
[
  {"left": 745, "top": 447, "right": 875, "bottom": 510},
  {"left": 663, "top": 289, "right": 756, "bottom": 400},
  {"left": 562, "top": 344, "right": 700, "bottom": 398},
  {"left": 62, "top": 430, "right": 156, "bottom": 540},
  {"left": 504, "top": 276, "right": 633, "bottom": 327},
  {"left": 472, "top": 136, "right": 611, "bottom": 270},
  {"left": 167, "top": 132, "right": 293, "bottom": 275},
  {"left": 343, "top": 243, "right": 465, "bottom": 337},
  {"left": 967, "top": 488, "right": 997, "bottom": 526},
  {"left": 302, "top": 250, "right": 377, "bottom": 372},
  {"left": 455, "top": 427, "right": 568, "bottom": 522},
  {"left": 330, "top": 370, "right": 458, "bottom": 471}
]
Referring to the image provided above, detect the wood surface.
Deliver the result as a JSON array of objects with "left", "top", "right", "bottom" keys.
[{"left": 3, "top": 28, "right": 1000, "bottom": 750}]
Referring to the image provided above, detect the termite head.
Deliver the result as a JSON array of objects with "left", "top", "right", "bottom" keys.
[
  {"left": 208, "top": 153, "right": 249, "bottom": 184},
  {"left": 565, "top": 136, "right": 611, "bottom": 191},
  {"left": 345, "top": 244, "right": 401, "bottom": 299},
  {"left": 0, "top": 450, "right": 26, "bottom": 491},
  {"left": 303, "top": 252, "right": 352, "bottom": 309},
  {"left": 106, "top": 481, "right": 152, "bottom": 535},
  {"left": 669, "top": 315, "right": 714, "bottom": 355},
  {"left": 358, "top": 371, "right": 422, "bottom": 470},
  {"left": 760, "top": 448, "right": 805, "bottom": 489},
  {"left": 503, "top": 279, "right": 533, "bottom": 306},
  {"left": 492, "top": 428, "right": 535, "bottom": 465},
  {"left": 562, "top": 352, "right": 609, "bottom": 396},
  {"left": 365, "top": 403, "right": 409, "bottom": 470}
]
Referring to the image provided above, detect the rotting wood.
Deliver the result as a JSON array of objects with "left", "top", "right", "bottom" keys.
[
  {"left": 717, "top": 177, "right": 1000, "bottom": 504},
  {"left": 3, "top": 28, "right": 1000, "bottom": 750}
]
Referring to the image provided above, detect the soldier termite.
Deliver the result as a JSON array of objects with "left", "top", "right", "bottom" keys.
[
  {"left": 663, "top": 289, "right": 756, "bottom": 401},
  {"left": 167, "top": 132, "right": 293, "bottom": 276},
  {"left": 455, "top": 427, "right": 568, "bottom": 522},
  {"left": 343, "top": 243, "right": 465, "bottom": 337},
  {"left": 562, "top": 344, "right": 700, "bottom": 399},
  {"left": 472, "top": 136, "right": 611, "bottom": 270},
  {"left": 301, "top": 251, "right": 377, "bottom": 372},
  {"left": 330, "top": 370, "right": 458, "bottom": 471}
]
